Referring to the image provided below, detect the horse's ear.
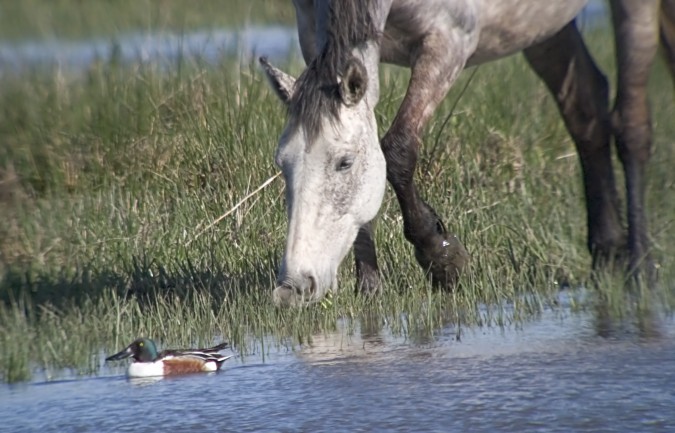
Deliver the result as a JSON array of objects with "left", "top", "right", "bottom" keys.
[
  {"left": 339, "top": 57, "right": 368, "bottom": 107},
  {"left": 259, "top": 57, "right": 296, "bottom": 105}
]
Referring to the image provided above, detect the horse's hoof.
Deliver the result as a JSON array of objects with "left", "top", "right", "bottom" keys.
[
  {"left": 414, "top": 233, "right": 469, "bottom": 289},
  {"left": 628, "top": 254, "right": 659, "bottom": 287}
]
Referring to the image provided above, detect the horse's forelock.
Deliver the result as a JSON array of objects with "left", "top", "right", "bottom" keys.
[{"left": 289, "top": 0, "right": 378, "bottom": 143}]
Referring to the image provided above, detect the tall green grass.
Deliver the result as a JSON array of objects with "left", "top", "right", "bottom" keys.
[{"left": 0, "top": 27, "right": 673, "bottom": 383}]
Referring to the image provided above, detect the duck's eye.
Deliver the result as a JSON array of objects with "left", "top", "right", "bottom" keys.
[
  {"left": 336, "top": 156, "right": 354, "bottom": 172},
  {"left": 139, "top": 342, "right": 144, "bottom": 347}
]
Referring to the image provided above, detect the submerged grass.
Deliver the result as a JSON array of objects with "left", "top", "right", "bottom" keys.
[{"left": 1, "top": 27, "right": 674, "bottom": 383}]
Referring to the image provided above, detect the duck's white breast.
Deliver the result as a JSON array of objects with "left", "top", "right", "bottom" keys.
[{"left": 127, "top": 360, "right": 165, "bottom": 377}]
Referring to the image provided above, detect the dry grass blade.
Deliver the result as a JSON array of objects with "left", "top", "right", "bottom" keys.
[{"left": 185, "top": 171, "right": 282, "bottom": 246}]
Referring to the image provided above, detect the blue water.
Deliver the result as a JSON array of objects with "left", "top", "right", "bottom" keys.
[
  {"left": 2, "top": 307, "right": 674, "bottom": 433},
  {"left": 0, "top": 1, "right": 608, "bottom": 73},
  {"left": 0, "top": 26, "right": 301, "bottom": 73}
]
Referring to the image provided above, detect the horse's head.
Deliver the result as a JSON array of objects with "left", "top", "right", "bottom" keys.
[{"left": 261, "top": 56, "right": 386, "bottom": 306}]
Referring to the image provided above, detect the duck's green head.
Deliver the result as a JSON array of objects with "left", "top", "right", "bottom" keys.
[{"left": 106, "top": 338, "right": 159, "bottom": 363}]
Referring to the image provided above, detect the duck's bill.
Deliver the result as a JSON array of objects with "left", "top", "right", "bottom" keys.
[{"left": 105, "top": 345, "right": 133, "bottom": 361}]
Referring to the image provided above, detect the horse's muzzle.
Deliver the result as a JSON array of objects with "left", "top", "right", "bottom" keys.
[{"left": 273, "top": 273, "right": 319, "bottom": 307}]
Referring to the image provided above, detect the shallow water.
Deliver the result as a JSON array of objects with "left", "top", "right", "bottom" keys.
[
  {"left": 2, "top": 306, "right": 674, "bottom": 433},
  {"left": 0, "top": 26, "right": 301, "bottom": 73},
  {"left": 0, "top": 1, "right": 607, "bottom": 73}
]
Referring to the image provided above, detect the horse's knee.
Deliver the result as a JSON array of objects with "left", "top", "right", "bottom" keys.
[{"left": 381, "top": 126, "right": 420, "bottom": 185}]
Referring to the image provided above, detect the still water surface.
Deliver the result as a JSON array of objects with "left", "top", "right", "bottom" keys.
[
  {"left": 0, "top": 1, "right": 607, "bottom": 73},
  {"left": 2, "top": 306, "right": 674, "bottom": 432}
]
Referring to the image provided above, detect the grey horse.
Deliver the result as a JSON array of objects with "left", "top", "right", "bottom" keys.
[{"left": 261, "top": 0, "right": 675, "bottom": 306}]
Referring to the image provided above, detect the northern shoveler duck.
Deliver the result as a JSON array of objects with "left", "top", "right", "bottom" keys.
[{"left": 105, "top": 338, "right": 232, "bottom": 378}]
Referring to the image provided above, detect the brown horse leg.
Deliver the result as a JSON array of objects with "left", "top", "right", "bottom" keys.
[
  {"left": 353, "top": 221, "right": 380, "bottom": 294},
  {"left": 381, "top": 37, "right": 470, "bottom": 288},
  {"left": 661, "top": 0, "right": 675, "bottom": 84},
  {"left": 610, "top": 0, "right": 659, "bottom": 276},
  {"left": 524, "top": 22, "right": 625, "bottom": 268}
]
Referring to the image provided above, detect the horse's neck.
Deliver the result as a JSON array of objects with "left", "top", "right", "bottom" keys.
[
  {"left": 351, "top": 0, "right": 392, "bottom": 107},
  {"left": 312, "top": 0, "right": 390, "bottom": 107},
  {"left": 352, "top": 41, "right": 382, "bottom": 108}
]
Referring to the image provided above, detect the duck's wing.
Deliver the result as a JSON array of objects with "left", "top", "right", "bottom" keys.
[
  {"left": 161, "top": 341, "right": 229, "bottom": 357},
  {"left": 159, "top": 344, "right": 231, "bottom": 364},
  {"left": 173, "top": 351, "right": 233, "bottom": 370},
  {"left": 197, "top": 342, "right": 230, "bottom": 353}
]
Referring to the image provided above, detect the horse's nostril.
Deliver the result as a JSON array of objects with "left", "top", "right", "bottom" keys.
[{"left": 307, "top": 275, "right": 317, "bottom": 295}]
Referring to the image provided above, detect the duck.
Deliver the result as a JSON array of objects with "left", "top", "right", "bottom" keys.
[{"left": 105, "top": 338, "right": 232, "bottom": 377}]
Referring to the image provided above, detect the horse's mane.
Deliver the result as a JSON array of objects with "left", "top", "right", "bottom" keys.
[{"left": 290, "top": 0, "right": 378, "bottom": 142}]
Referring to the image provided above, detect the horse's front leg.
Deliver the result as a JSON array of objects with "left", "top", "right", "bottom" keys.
[
  {"left": 610, "top": 0, "right": 660, "bottom": 278},
  {"left": 381, "top": 35, "right": 471, "bottom": 288},
  {"left": 353, "top": 221, "right": 380, "bottom": 294}
]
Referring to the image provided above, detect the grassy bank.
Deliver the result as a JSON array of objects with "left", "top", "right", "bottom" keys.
[
  {"left": 0, "top": 0, "right": 295, "bottom": 41},
  {"left": 1, "top": 27, "right": 674, "bottom": 382}
]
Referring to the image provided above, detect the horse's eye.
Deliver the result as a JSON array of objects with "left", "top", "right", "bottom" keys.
[{"left": 336, "top": 156, "right": 354, "bottom": 172}]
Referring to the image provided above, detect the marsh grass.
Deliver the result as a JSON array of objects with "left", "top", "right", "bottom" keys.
[{"left": 1, "top": 27, "right": 674, "bottom": 383}]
